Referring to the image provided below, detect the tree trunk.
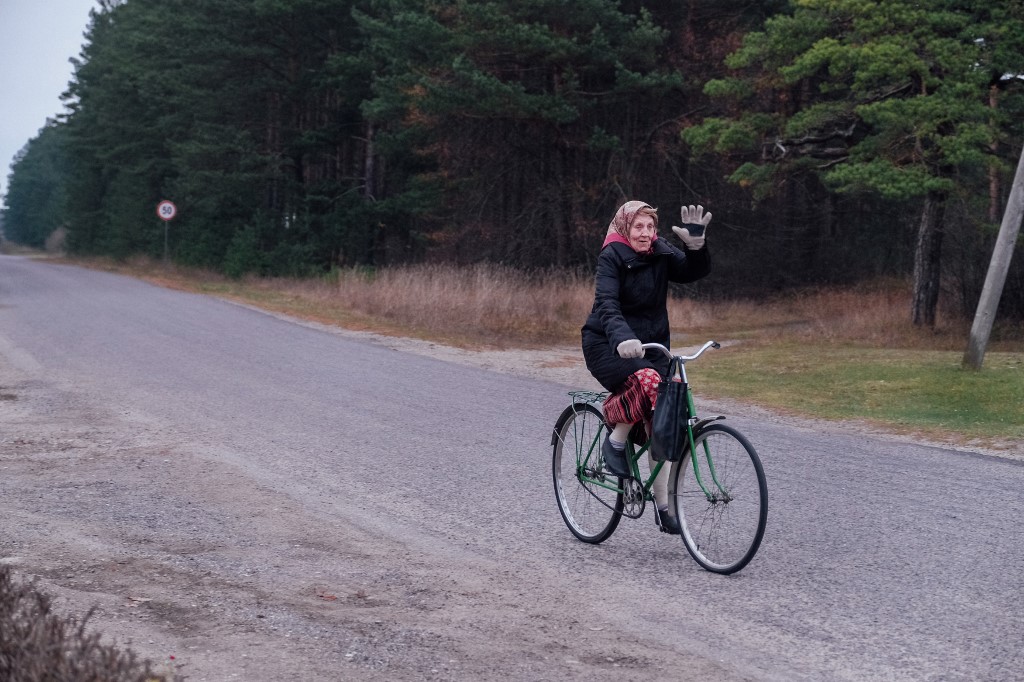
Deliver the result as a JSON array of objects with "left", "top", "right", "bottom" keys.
[
  {"left": 554, "top": 141, "right": 568, "bottom": 268},
  {"left": 363, "top": 121, "right": 376, "bottom": 200},
  {"left": 911, "top": 190, "right": 946, "bottom": 326},
  {"left": 989, "top": 85, "right": 1000, "bottom": 223}
]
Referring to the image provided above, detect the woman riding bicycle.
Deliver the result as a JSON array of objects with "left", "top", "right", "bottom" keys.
[{"left": 581, "top": 199, "right": 712, "bottom": 534}]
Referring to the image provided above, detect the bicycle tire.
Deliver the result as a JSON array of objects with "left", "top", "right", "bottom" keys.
[
  {"left": 552, "top": 403, "right": 623, "bottom": 543},
  {"left": 669, "top": 422, "right": 767, "bottom": 574}
]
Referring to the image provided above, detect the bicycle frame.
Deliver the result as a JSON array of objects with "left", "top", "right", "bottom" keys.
[
  {"left": 572, "top": 340, "right": 731, "bottom": 503},
  {"left": 576, "top": 421, "right": 663, "bottom": 500}
]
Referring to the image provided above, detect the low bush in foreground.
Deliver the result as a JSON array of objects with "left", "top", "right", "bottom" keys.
[{"left": 0, "top": 564, "right": 174, "bottom": 682}]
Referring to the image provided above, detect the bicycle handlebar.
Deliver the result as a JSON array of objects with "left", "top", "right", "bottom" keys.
[{"left": 641, "top": 339, "right": 720, "bottom": 362}]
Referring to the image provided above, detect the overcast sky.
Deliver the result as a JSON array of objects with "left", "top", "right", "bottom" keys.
[{"left": 0, "top": 0, "right": 97, "bottom": 203}]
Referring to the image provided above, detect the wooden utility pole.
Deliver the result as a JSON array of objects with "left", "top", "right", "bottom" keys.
[{"left": 962, "top": 144, "right": 1024, "bottom": 370}]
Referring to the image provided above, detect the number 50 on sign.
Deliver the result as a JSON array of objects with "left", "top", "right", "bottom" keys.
[{"left": 157, "top": 200, "right": 177, "bottom": 221}]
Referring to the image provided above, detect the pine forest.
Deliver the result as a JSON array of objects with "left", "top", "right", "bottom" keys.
[{"left": 4, "top": 0, "right": 1024, "bottom": 324}]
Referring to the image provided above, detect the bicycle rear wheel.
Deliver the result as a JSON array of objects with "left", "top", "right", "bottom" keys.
[
  {"left": 670, "top": 422, "right": 767, "bottom": 574},
  {"left": 552, "top": 403, "right": 623, "bottom": 543}
]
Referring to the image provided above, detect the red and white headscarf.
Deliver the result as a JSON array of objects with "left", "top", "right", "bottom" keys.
[{"left": 602, "top": 200, "right": 658, "bottom": 252}]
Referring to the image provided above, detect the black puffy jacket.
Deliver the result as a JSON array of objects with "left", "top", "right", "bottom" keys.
[{"left": 581, "top": 238, "right": 710, "bottom": 392}]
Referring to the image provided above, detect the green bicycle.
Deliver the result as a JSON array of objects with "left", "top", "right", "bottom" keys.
[{"left": 551, "top": 340, "right": 768, "bottom": 574}]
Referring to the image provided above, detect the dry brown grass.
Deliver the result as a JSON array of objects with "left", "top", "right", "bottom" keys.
[
  {"left": 331, "top": 264, "right": 596, "bottom": 346},
  {"left": 276, "top": 267, "right": 1021, "bottom": 351},
  {"left": 683, "top": 279, "right": 1024, "bottom": 352},
  {"left": 216, "top": 264, "right": 593, "bottom": 346}
]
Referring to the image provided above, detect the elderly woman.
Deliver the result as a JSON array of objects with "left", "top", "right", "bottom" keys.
[{"left": 581, "top": 200, "right": 712, "bottom": 534}]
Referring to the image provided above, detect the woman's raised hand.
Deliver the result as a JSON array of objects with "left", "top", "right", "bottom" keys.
[{"left": 672, "top": 205, "right": 712, "bottom": 250}]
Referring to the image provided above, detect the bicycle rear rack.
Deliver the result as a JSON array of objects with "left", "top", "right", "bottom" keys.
[{"left": 568, "top": 390, "right": 609, "bottom": 406}]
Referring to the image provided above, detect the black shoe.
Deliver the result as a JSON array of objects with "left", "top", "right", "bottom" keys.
[
  {"left": 601, "top": 437, "right": 631, "bottom": 478},
  {"left": 656, "top": 508, "right": 681, "bottom": 535}
]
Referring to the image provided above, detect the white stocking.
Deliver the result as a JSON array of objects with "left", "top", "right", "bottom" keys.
[
  {"left": 609, "top": 422, "right": 631, "bottom": 444},
  {"left": 647, "top": 452, "right": 670, "bottom": 511}
]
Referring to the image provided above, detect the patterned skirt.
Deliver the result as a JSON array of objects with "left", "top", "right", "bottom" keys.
[{"left": 601, "top": 368, "right": 662, "bottom": 444}]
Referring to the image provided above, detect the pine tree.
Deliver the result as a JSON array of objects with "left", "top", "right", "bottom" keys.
[
  {"left": 686, "top": 0, "right": 1024, "bottom": 326},
  {"left": 3, "top": 122, "right": 69, "bottom": 248}
]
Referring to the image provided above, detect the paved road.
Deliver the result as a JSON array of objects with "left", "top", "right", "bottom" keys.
[{"left": 1, "top": 255, "right": 1022, "bottom": 681}]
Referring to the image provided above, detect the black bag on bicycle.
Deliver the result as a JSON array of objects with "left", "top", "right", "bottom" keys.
[{"left": 650, "top": 357, "right": 690, "bottom": 462}]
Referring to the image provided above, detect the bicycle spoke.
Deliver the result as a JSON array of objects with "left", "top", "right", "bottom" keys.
[
  {"left": 672, "top": 423, "right": 767, "bottom": 574},
  {"left": 552, "top": 403, "right": 623, "bottom": 543}
]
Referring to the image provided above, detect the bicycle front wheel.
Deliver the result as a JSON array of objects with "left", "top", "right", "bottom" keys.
[
  {"left": 670, "top": 422, "right": 767, "bottom": 574},
  {"left": 552, "top": 403, "right": 623, "bottom": 543}
]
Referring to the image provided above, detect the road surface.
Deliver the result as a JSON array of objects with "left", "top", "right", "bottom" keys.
[{"left": 1, "top": 255, "right": 1021, "bottom": 681}]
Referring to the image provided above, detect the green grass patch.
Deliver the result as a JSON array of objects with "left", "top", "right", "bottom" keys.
[{"left": 698, "top": 343, "right": 1024, "bottom": 442}]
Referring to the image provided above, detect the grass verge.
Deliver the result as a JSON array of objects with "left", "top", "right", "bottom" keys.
[{"left": 698, "top": 342, "right": 1024, "bottom": 444}]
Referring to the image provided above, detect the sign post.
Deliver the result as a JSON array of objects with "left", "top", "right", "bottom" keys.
[{"left": 156, "top": 200, "right": 177, "bottom": 264}]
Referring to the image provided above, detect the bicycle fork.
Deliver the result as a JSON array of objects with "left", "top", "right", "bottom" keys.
[{"left": 685, "top": 391, "right": 731, "bottom": 503}]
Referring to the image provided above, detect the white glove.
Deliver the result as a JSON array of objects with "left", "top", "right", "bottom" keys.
[
  {"left": 671, "top": 204, "right": 712, "bottom": 250},
  {"left": 616, "top": 339, "right": 644, "bottom": 359}
]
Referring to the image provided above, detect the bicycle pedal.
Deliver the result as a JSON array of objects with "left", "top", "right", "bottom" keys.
[{"left": 655, "top": 511, "right": 681, "bottom": 535}]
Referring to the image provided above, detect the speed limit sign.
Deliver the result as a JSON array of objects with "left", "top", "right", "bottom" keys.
[{"left": 156, "top": 200, "right": 177, "bottom": 221}]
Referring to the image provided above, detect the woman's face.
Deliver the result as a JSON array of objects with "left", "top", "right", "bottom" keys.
[{"left": 628, "top": 214, "right": 656, "bottom": 252}]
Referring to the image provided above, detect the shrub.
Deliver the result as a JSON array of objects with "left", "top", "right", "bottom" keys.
[{"left": 0, "top": 564, "right": 175, "bottom": 682}]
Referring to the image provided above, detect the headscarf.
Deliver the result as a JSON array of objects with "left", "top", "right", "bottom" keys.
[{"left": 602, "top": 200, "right": 658, "bottom": 252}]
